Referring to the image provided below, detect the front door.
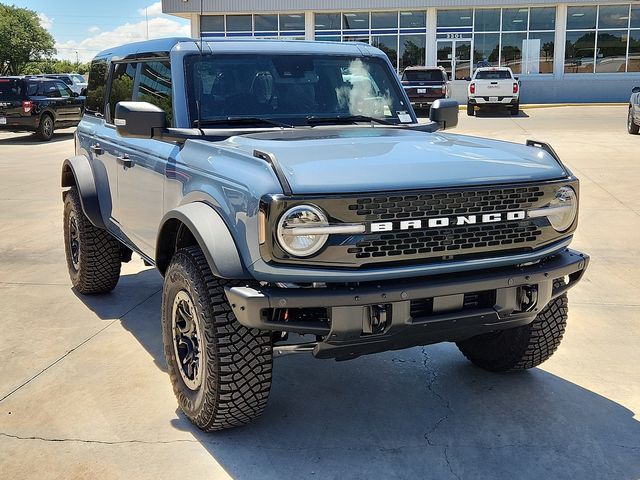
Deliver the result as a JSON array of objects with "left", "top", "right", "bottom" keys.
[{"left": 437, "top": 40, "right": 472, "bottom": 80}]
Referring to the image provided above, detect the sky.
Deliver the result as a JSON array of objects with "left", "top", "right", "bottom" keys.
[{"left": 3, "top": 0, "right": 190, "bottom": 62}]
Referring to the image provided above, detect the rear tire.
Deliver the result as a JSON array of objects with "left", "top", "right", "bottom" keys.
[
  {"left": 511, "top": 102, "right": 520, "bottom": 116},
  {"left": 36, "top": 114, "right": 54, "bottom": 141},
  {"left": 467, "top": 103, "right": 475, "bottom": 116},
  {"left": 456, "top": 280, "right": 568, "bottom": 372},
  {"left": 63, "top": 187, "right": 122, "bottom": 294},
  {"left": 628, "top": 107, "right": 639, "bottom": 134},
  {"left": 161, "top": 246, "right": 273, "bottom": 431}
]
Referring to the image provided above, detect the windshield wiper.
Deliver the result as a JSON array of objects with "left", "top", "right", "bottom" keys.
[
  {"left": 193, "top": 117, "right": 294, "bottom": 128},
  {"left": 306, "top": 114, "right": 397, "bottom": 126}
]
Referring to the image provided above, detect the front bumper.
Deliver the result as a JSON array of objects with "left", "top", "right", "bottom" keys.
[{"left": 226, "top": 249, "right": 588, "bottom": 360}]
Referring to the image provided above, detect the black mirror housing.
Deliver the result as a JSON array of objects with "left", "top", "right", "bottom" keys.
[
  {"left": 429, "top": 99, "right": 459, "bottom": 131},
  {"left": 633, "top": 86, "right": 640, "bottom": 93},
  {"left": 115, "top": 101, "right": 166, "bottom": 139}
]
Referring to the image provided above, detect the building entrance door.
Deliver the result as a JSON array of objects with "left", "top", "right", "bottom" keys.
[{"left": 437, "top": 40, "right": 472, "bottom": 80}]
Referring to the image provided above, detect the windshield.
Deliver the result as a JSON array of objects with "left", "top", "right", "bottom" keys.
[
  {"left": 185, "top": 54, "right": 412, "bottom": 126},
  {"left": 402, "top": 70, "right": 445, "bottom": 82},
  {"left": 475, "top": 70, "right": 512, "bottom": 80}
]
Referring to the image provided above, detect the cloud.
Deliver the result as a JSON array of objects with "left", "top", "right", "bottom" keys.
[
  {"left": 55, "top": 17, "right": 190, "bottom": 62},
  {"left": 88, "top": 26, "right": 101, "bottom": 34},
  {"left": 38, "top": 12, "right": 53, "bottom": 30},
  {"left": 138, "top": 2, "right": 163, "bottom": 18}
]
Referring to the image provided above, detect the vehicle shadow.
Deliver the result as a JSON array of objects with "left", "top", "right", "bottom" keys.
[
  {"left": 474, "top": 107, "right": 530, "bottom": 118},
  {"left": 77, "top": 270, "right": 640, "bottom": 479},
  {"left": 0, "top": 131, "right": 75, "bottom": 145}
]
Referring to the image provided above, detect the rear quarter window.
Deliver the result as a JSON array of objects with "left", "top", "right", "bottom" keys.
[{"left": 85, "top": 58, "right": 108, "bottom": 116}]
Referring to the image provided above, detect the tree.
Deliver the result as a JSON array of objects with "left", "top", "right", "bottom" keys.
[{"left": 0, "top": 4, "right": 55, "bottom": 75}]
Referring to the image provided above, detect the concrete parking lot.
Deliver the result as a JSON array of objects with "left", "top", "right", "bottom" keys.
[{"left": 0, "top": 106, "right": 638, "bottom": 480}]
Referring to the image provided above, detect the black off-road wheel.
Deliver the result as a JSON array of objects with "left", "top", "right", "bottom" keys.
[
  {"left": 36, "top": 114, "right": 54, "bottom": 141},
  {"left": 63, "top": 187, "right": 122, "bottom": 294},
  {"left": 161, "top": 246, "right": 273, "bottom": 431},
  {"left": 456, "top": 280, "right": 568, "bottom": 372},
  {"left": 467, "top": 103, "right": 475, "bottom": 116},
  {"left": 628, "top": 107, "right": 639, "bottom": 135}
]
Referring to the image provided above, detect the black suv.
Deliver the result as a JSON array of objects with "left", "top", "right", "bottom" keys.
[
  {"left": 401, "top": 66, "right": 450, "bottom": 110},
  {"left": 0, "top": 76, "right": 84, "bottom": 141}
]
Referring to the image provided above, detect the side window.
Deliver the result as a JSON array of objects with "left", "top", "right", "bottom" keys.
[
  {"left": 86, "top": 58, "right": 108, "bottom": 116},
  {"left": 107, "top": 62, "right": 137, "bottom": 123},
  {"left": 56, "top": 82, "right": 72, "bottom": 98},
  {"left": 44, "top": 81, "right": 61, "bottom": 98},
  {"left": 137, "top": 60, "right": 173, "bottom": 125}
]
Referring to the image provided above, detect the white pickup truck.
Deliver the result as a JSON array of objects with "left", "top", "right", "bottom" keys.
[{"left": 467, "top": 67, "right": 520, "bottom": 116}]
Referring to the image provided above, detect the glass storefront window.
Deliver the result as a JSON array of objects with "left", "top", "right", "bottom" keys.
[
  {"left": 372, "top": 35, "right": 398, "bottom": 68},
  {"left": 632, "top": 6, "right": 640, "bottom": 28},
  {"left": 474, "top": 33, "right": 500, "bottom": 67},
  {"left": 201, "top": 15, "right": 224, "bottom": 33},
  {"left": 437, "top": 10, "right": 473, "bottom": 28},
  {"left": 502, "top": 8, "right": 529, "bottom": 32},
  {"left": 567, "top": 7, "right": 597, "bottom": 30},
  {"left": 474, "top": 9, "right": 500, "bottom": 32},
  {"left": 628, "top": 30, "right": 640, "bottom": 71},
  {"left": 226, "top": 15, "right": 252, "bottom": 32},
  {"left": 343, "top": 12, "right": 369, "bottom": 30},
  {"left": 527, "top": 32, "right": 555, "bottom": 74},
  {"left": 595, "top": 30, "right": 629, "bottom": 73},
  {"left": 280, "top": 13, "right": 304, "bottom": 31},
  {"left": 254, "top": 14, "right": 278, "bottom": 32},
  {"left": 344, "top": 36, "right": 369, "bottom": 43},
  {"left": 371, "top": 12, "right": 398, "bottom": 30},
  {"left": 501, "top": 32, "right": 526, "bottom": 73},
  {"left": 399, "top": 35, "right": 425, "bottom": 71},
  {"left": 400, "top": 11, "right": 425, "bottom": 29},
  {"left": 598, "top": 5, "right": 630, "bottom": 29},
  {"left": 315, "top": 13, "right": 341, "bottom": 30},
  {"left": 529, "top": 7, "right": 556, "bottom": 30},
  {"left": 565, "top": 31, "right": 596, "bottom": 73}
]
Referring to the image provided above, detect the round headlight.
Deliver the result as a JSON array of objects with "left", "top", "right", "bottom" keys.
[
  {"left": 547, "top": 186, "right": 578, "bottom": 232},
  {"left": 277, "top": 205, "right": 329, "bottom": 257}
]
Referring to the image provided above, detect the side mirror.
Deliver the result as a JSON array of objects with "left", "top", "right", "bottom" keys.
[
  {"left": 514, "top": 76, "right": 519, "bottom": 81},
  {"left": 71, "top": 92, "right": 79, "bottom": 98},
  {"left": 464, "top": 76, "right": 471, "bottom": 82},
  {"left": 429, "top": 99, "right": 459, "bottom": 131},
  {"left": 633, "top": 86, "right": 640, "bottom": 93},
  {"left": 114, "top": 101, "right": 166, "bottom": 139},
  {"left": 80, "top": 88, "right": 87, "bottom": 96}
]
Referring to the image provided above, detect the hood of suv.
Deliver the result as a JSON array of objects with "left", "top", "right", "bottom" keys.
[{"left": 225, "top": 127, "right": 567, "bottom": 194}]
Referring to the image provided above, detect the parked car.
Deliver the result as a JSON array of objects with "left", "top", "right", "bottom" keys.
[
  {"left": 467, "top": 66, "right": 520, "bottom": 116},
  {"left": 401, "top": 66, "right": 449, "bottom": 110},
  {"left": 62, "top": 38, "right": 588, "bottom": 431},
  {"left": 628, "top": 86, "right": 640, "bottom": 135},
  {"left": 37, "top": 73, "right": 87, "bottom": 95},
  {"left": 0, "top": 76, "right": 84, "bottom": 140}
]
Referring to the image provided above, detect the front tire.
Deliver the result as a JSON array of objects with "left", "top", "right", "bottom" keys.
[
  {"left": 63, "top": 187, "right": 122, "bottom": 294},
  {"left": 36, "top": 114, "right": 54, "bottom": 141},
  {"left": 161, "top": 246, "right": 273, "bottom": 431},
  {"left": 456, "top": 280, "right": 568, "bottom": 372},
  {"left": 628, "top": 107, "right": 639, "bottom": 134}
]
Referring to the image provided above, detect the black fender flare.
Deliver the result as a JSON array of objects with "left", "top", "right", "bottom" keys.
[
  {"left": 61, "top": 155, "right": 105, "bottom": 229},
  {"left": 156, "top": 202, "right": 249, "bottom": 279}
]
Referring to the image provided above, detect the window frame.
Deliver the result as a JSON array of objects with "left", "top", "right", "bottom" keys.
[{"left": 105, "top": 60, "right": 140, "bottom": 125}]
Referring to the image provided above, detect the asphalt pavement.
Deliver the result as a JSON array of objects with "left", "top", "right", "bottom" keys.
[{"left": 0, "top": 106, "right": 638, "bottom": 479}]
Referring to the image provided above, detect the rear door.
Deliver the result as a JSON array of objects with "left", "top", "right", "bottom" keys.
[
  {"left": 55, "top": 81, "right": 83, "bottom": 122},
  {"left": 0, "top": 78, "right": 27, "bottom": 124}
]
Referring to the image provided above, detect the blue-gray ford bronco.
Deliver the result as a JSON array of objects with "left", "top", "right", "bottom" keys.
[{"left": 61, "top": 38, "right": 589, "bottom": 431}]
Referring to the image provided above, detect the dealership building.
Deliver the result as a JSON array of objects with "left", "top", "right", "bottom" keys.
[{"left": 162, "top": 0, "right": 640, "bottom": 103}]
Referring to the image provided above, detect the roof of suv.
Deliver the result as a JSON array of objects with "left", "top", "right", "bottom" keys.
[
  {"left": 95, "top": 37, "right": 387, "bottom": 60},
  {"left": 403, "top": 66, "right": 445, "bottom": 71}
]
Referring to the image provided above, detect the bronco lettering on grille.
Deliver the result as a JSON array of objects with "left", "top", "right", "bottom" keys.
[{"left": 370, "top": 211, "right": 526, "bottom": 233}]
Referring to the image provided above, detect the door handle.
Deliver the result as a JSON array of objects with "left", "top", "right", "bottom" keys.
[
  {"left": 117, "top": 154, "right": 133, "bottom": 168},
  {"left": 90, "top": 144, "right": 103, "bottom": 155}
]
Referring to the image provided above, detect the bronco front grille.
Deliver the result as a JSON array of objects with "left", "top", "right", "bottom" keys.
[{"left": 261, "top": 181, "right": 578, "bottom": 268}]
